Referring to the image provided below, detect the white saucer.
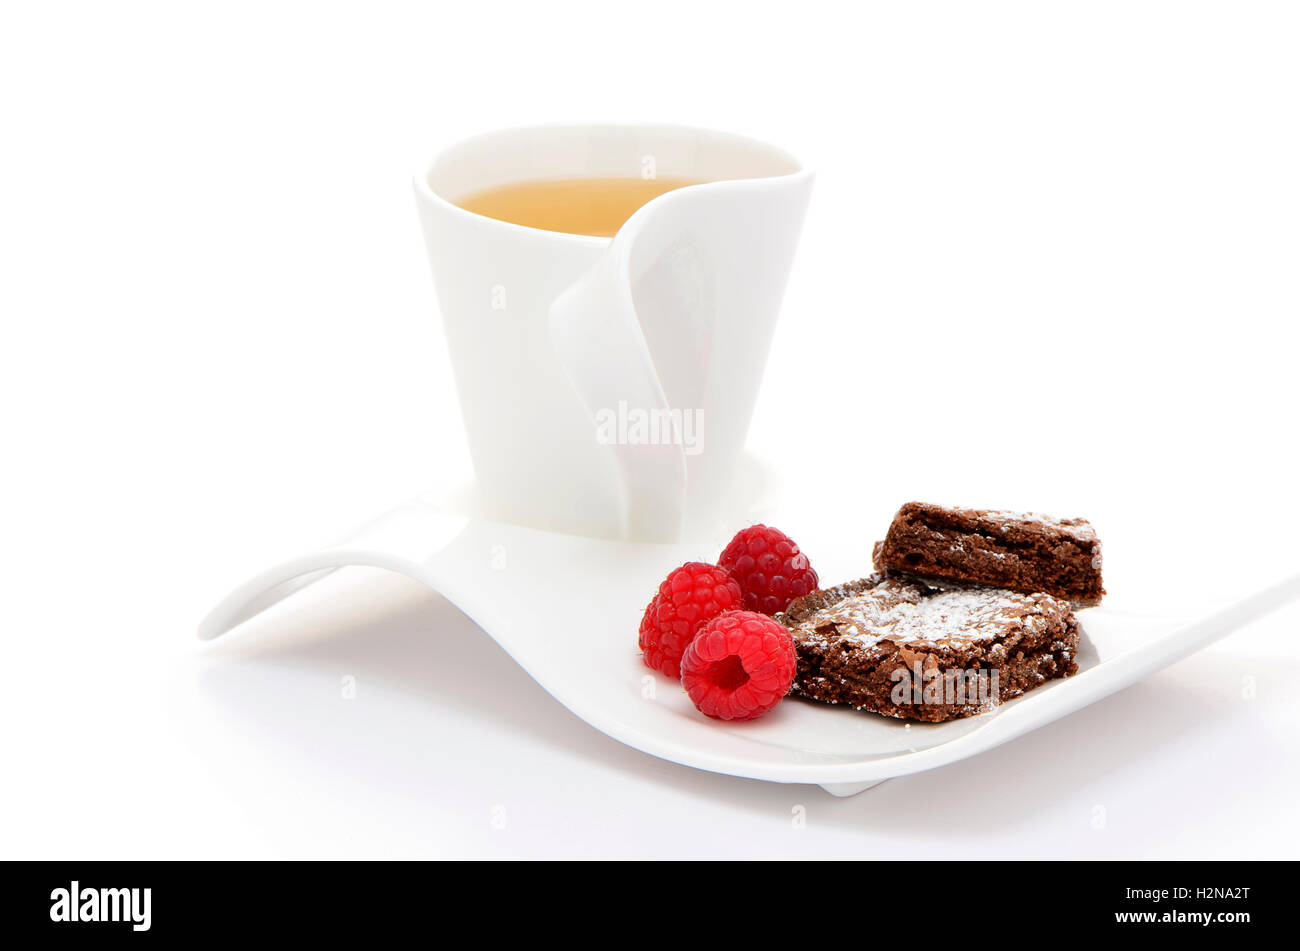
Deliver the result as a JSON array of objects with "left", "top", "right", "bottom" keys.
[{"left": 199, "top": 499, "right": 1300, "bottom": 797}]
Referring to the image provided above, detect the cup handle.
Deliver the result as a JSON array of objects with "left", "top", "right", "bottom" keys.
[{"left": 549, "top": 244, "right": 687, "bottom": 543}]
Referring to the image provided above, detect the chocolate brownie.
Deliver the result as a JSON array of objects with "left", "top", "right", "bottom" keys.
[
  {"left": 777, "top": 574, "right": 1080, "bottom": 722},
  {"left": 873, "top": 502, "right": 1105, "bottom": 606}
]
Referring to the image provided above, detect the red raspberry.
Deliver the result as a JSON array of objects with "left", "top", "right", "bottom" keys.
[
  {"left": 680, "top": 611, "right": 797, "bottom": 720},
  {"left": 639, "top": 562, "right": 744, "bottom": 680},
  {"left": 718, "top": 524, "right": 819, "bottom": 615}
]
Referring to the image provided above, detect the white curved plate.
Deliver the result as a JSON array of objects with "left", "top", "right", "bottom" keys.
[{"left": 199, "top": 499, "right": 1300, "bottom": 796}]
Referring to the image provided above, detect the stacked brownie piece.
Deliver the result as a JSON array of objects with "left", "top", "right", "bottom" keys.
[
  {"left": 872, "top": 502, "right": 1104, "bottom": 606},
  {"left": 777, "top": 503, "right": 1103, "bottom": 722}
]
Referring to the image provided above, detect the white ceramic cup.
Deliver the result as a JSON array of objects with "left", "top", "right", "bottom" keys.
[{"left": 414, "top": 124, "right": 812, "bottom": 542}]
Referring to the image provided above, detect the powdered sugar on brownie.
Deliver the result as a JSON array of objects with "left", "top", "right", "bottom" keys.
[
  {"left": 953, "top": 506, "right": 1098, "bottom": 541},
  {"left": 780, "top": 573, "right": 1082, "bottom": 722},
  {"left": 780, "top": 574, "right": 1071, "bottom": 650}
]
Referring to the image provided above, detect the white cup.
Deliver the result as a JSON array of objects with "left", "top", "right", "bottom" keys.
[{"left": 414, "top": 124, "right": 812, "bottom": 542}]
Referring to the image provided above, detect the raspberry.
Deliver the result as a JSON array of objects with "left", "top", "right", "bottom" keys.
[
  {"left": 718, "top": 524, "right": 819, "bottom": 615},
  {"left": 680, "top": 611, "right": 797, "bottom": 720},
  {"left": 639, "top": 562, "right": 743, "bottom": 680}
]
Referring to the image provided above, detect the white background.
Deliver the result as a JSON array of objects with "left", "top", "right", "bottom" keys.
[{"left": 2, "top": 1, "right": 1298, "bottom": 858}]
